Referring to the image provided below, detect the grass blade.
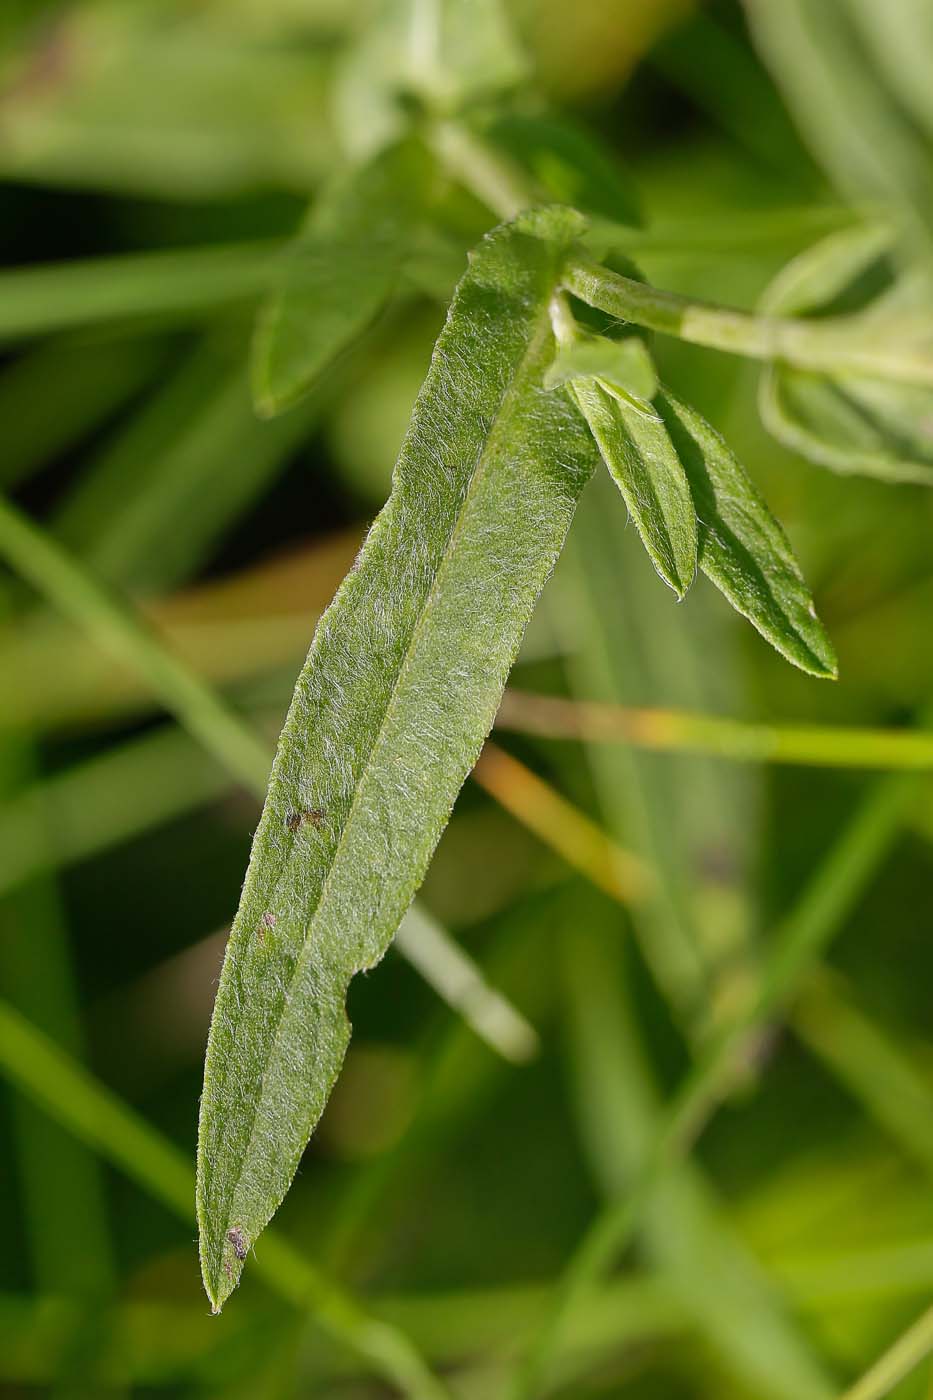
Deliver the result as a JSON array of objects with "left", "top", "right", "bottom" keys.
[
  {"left": 0, "top": 1001, "right": 450, "bottom": 1399},
  {"left": 0, "top": 494, "right": 272, "bottom": 794},
  {"left": 657, "top": 390, "right": 837, "bottom": 677},
  {"left": 509, "top": 764, "right": 918, "bottom": 1389},
  {"left": 556, "top": 895, "right": 833, "bottom": 1400},
  {"left": 837, "top": 1303, "right": 933, "bottom": 1400},
  {"left": 56, "top": 351, "right": 323, "bottom": 593},
  {"left": 0, "top": 717, "right": 114, "bottom": 1298},
  {"left": 394, "top": 904, "right": 539, "bottom": 1065},
  {"left": 472, "top": 743, "right": 650, "bottom": 904},
  {"left": 496, "top": 690, "right": 933, "bottom": 770},
  {"left": 0, "top": 338, "right": 165, "bottom": 493},
  {"left": 197, "top": 206, "right": 598, "bottom": 1309},
  {"left": 0, "top": 242, "right": 279, "bottom": 342}
]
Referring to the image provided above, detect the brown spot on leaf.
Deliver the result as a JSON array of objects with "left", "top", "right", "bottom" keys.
[
  {"left": 286, "top": 809, "right": 325, "bottom": 833},
  {"left": 227, "top": 1226, "right": 248, "bottom": 1261},
  {"left": 258, "top": 910, "right": 276, "bottom": 944}
]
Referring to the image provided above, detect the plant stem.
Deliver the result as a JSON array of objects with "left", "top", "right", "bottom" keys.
[
  {"left": 563, "top": 256, "right": 933, "bottom": 388},
  {"left": 430, "top": 121, "right": 531, "bottom": 220},
  {"left": 439, "top": 122, "right": 932, "bottom": 393},
  {"left": 794, "top": 970, "right": 933, "bottom": 1177},
  {"left": 497, "top": 689, "right": 933, "bottom": 771},
  {"left": 836, "top": 1303, "right": 933, "bottom": 1400},
  {"left": 472, "top": 743, "right": 651, "bottom": 904},
  {"left": 0, "top": 495, "right": 271, "bottom": 795}
]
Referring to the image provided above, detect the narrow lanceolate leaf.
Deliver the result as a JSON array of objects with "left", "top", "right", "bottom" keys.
[
  {"left": 251, "top": 140, "right": 435, "bottom": 418},
  {"left": 197, "top": 206, "right": 598, "bottom": 1310},
  {"left": 564, "top": 368, "right": 697, "bottom": 599},
  {"left": 657, "top": 391, "right": 837, "bottom": 678}
]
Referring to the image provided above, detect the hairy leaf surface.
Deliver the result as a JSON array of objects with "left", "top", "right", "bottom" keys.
[
  {"left": 251, "top": 140, "right": 435, "bottom": 418},
  {"left": 197, "top": 206, "right": 598, "bottom": 1309},
  {"left": 570, "top": 378, "right": 697, "bottom": 599},
  {"left": 658, "top": 392, "right": 837, "bottom": 678}
]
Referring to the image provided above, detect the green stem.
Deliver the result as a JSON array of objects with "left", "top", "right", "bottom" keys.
[
  {"left": 563, "top": 256, "right": 933, "bottom": 388},
  {"left": 431, "top": 121, "right": 532, "bottom": 221},
  {"left": 497, "top": 689, "right": 933, "bottom": 771},
  {"left": 837, "top": 1303, "right": 933, "bottom": 1400},
  {"left": 0, "top": 495, "right": 271, "bottom": 795},
  {"left": 441, "top": 122, "right": 932, "bottom": 393}
]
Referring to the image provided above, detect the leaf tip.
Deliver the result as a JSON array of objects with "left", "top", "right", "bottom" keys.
[{"left": 200, "top": 1230, "right": 245, "bottom": 1314}]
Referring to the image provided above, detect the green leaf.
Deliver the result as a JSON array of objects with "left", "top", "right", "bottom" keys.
[
  {"left": 482, "top": 110, "right": 642, "bottom": 228},
  {"left": 197, "top": 205, "right": 598, "bottom": 1310},
  {"left": 657, "top": 392, "right": 837, "bottom": 678},
  {"left": 335, "top": 0, "right": 526, "bottom": 159},
  {"left": 758, "top": 222, "right": 896, "bottom": 318},
  {"left": 760, "top": 366, "right": 933, "bottom": 486},
  {"left": 568, "top": 376, "right": 697, "bottom": 599},
  {"left": 544, "top": 335, "right": 658, "bottom": 402},
  {"left": 758, "top": 224, "right": 933, "bottom": 484},
  {"left": 251, "top": 140, "right": 435, "bottom": 418},
  {"left": 745, "top": 0, "right": 933, "bottom": 233}
]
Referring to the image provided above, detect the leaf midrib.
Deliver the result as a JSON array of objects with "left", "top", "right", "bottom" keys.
[{"left": 216, "top": 289, "right": 557, "bottom": 1247}]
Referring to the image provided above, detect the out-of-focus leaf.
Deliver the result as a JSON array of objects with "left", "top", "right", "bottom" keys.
[
  {"left": 841, "top": 0, "right": 933, "bottom": 144},
  {"left": 761, "top": 368, "right": 933, "bottom": 487},
  {"left": 0, "top": 338, "right": 165, "bottom": 492},
  {"left": 559, "top": 896, "right": 835, "bottom": 1400},
  {"left": 744, "top": 0, "right": 933, "bottom": 239},
  {"left": 758, "top": 223, "right": 896, "bottom": 317},
  {"left": 0, "top": 243, "right": 278, "bottom": 343},
  {"left": 759, "top": 226, "right": 933, "bottom": 485},
  {"left": 335, "top": 0, "right": 526, "bottom": 158},
  {"left": 658, "top": 392, "right": 837, "bottom": 678},
  {"left": 251, "top": 139, "right": 435, "bottom": 417},
  {"left": 568, "top": 376, "right": 697, "bottom": 599},
  {"left": 196, "top": 207, "right": 598, "bottom": 1310},
  {"left": 56, "top": 346, "right": 322, "bottom": 592},
  {"left": 0, "top": 3, "right": 334, "bottom": 197},
  {"left": 482, "top": 110, "right": 641, "bottom": 227}
]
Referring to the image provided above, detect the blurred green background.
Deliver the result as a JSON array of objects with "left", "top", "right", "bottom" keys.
[{"left": 1, "top": 1, "right": 933, "bottom": 1396}]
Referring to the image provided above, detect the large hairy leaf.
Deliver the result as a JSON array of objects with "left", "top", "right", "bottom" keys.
[
  {"left": 197, "top": 206, "right": 598, "bottom": 1309},
  {"left": 658, "top": 392, "right": 837, "bottom": 678}
]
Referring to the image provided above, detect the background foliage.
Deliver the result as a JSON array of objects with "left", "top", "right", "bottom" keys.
[{"left": 1, "top": 1, "right": 932, "bottom": 1397}]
